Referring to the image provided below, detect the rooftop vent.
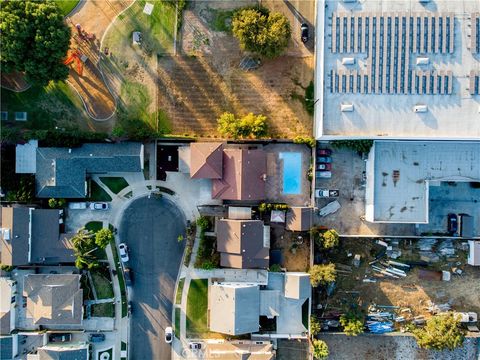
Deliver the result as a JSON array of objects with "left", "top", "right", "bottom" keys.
[
  {"left": 413, "top": 104, "right": 428, "bottom": 113},
  {"left": 341, "top": 103, "right": 354, "bottom": 112},
  {"left": 416, "top": 57, "right": 429, "bottom": 65},
  {"left": 342, "top": 57, "right": 355, "bottom": 65}
]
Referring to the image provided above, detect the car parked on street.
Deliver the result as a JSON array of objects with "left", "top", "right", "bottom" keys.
[
  {"left": 316, "top": 163, "right": 332, "bottom": 171},
  {"left": 448, "top": 213, "right": 458, "bottom": 234},
  {"left": 317, "top": 148, "right": 332, "bottom": 156},
  {"left": 124, "top": 267, "right": 133, "bottom": 286},
  {"left": 164, "top": 327, "right": 173, "bottom": 344},
  {"left": 118, "top": 243, "right": 129, "bottom": 262},
  {"left": 90, "top": 202, "right": 108, "bottom": 210},
  {"left": 317, "top": 156, "right": 332, "bottom": 163}
]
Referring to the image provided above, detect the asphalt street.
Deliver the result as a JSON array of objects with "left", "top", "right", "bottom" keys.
[{"left": 120, "top": 196, "right": 186, "bottom": 360}]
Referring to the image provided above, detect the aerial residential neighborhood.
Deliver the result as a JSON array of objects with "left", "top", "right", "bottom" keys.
[{"left": 0, "top": 0, "right": 479, "bottom": 359}]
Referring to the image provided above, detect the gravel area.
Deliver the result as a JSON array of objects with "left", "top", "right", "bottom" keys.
[{"left": 319, "top": 334, "right": 479, "bottom": 360}]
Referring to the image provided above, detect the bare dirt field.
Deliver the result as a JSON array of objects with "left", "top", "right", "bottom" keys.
[
  {"left": 320, "top": 333, "right": 478, "bottom": 360},
  {"left": 317, "top": 238, "right": 480, "bottom": 323},
  {"left": 159, "top": 1, "right": 314, "bottom": 138},
  {"left": 271, "top": 224, "right": 310, "bottom": 272}
]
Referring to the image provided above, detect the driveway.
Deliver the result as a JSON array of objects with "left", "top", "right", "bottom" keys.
[{"left": 119, "top": 196, "right": 186, "bottom": 360}]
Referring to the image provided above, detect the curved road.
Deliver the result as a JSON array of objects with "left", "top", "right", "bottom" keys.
[{"left": 119, "top": 196, "right": 186, "bottom": 360}]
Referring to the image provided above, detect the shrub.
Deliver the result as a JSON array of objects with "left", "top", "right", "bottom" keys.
[
  {"left": 311, "top": 339, "right": 329, "bottom": 359},
  {"left": 340, "top": 312, "right": 364, "bottom": 336},
  {"left": 232, "top": 7, "right": 291, "bottom": 58},
  {"left": 293, "top": 136, "right": 316, "bottom": 148},
  {"left": 196, "top": 216, "right": 209, "bottom": 231},
  {"left": 95, "top": 229, "right": 114, "bottom": 250},
  {"left": 322, "top": 229, "right": 339, "bottom": 249},
  {"left": 309, "top": 264, "right": 336, "bottom": 287},
  {"left": 270, "top": 264, "right": 282, "bottom": 272},
  {"left": 412, "top": 313, "right": 465, "bottom": 350},
  {"left": 310, "top": 315, "right": 321, "bottom": 337},
  {"left": 331, "top": 140, "right": 374, "bottom": 154},
  {"left": 217, "top": 112, "right": 268, "bottom": 139}
]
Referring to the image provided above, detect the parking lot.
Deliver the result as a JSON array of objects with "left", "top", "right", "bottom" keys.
[{"left": 313, "top": 145, "right": 414, "bottom": 236}]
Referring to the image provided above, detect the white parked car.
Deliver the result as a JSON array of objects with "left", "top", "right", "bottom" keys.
[
  {"left": 90, "top": 202, "right": 108, "bottom": 210},
  {"left": 118, "top": 243, "right": 129, "bottom": 262},
  {"left": 164, "top": 327, "right": 173, "bottom": 344}
]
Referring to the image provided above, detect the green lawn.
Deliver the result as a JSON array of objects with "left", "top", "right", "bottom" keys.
[
  {"left": 175, "top": 307, "right": 181, "bottom": 337},
  {"left": 186, "top": 279, "right": 209, "bottom": 337},
  {"left": 85, "top": 221, "right": 103, "bottom": 233},
  {"left": 175, "top": 278, "right": 185, "bottom": 305},
  {"left": 91, "top": 302, "right": 115, "bottom": 318},
  {"left": 99, "top": 177, "right": 129, "bottom": 194},
  {"left": 0, "top": 82, "right": 87, "bottom": 130},
  {"left": 91, "top": 271, "right": 114, "bottom": 299},
  {"left": 90, "top": 180, "right": 112, "bottom": 202},
  {"left": 54, "top": 0, "right": 79, "bottom": 16}
]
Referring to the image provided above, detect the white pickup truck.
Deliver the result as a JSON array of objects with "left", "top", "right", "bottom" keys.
[{"left": 315, "top": 189, "right": 340, "bottom": 198}]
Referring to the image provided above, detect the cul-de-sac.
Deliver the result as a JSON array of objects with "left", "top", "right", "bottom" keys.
[{"left": 1, "top": 0, "right": 479, "bottom": 359}]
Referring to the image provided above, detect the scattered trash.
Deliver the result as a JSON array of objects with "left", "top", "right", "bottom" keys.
[
  {"left": 353, "top": 254, "right": 361, "bottom": 268},
  {"left": 367, "top": 321, "right": 394, "bottom": 334},
  {"left": 362, "top": 278, "right": 377, "bottom": 283},
  {"left": 426, "top": 301, "right": 451, "bottom": 314}
]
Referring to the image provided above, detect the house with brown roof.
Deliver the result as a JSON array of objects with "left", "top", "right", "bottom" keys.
[
  {"left": 0, "top": 207, "right": 74, "bottom": 266},
  {"left": 217, "top": 219, "right": 269, "bottom": 269},
  {"left": 205, "top": 340, "right": 274, "bottom": 359},
  {"left": 23, "top": 274, "right": 83, "bottom": 326},
  {"left": 190, "top": 143, "right": 267, "bottom": 201}
]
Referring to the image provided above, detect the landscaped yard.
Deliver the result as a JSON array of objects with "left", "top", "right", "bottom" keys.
[
  {"left": 54, "top": 0, "right": 79, "bottom": 16},
  {"left": 85, "top": 221, "right": 103, "bottom": 233},
  {"left": 97, "top": 348, "right": 113, "bottom": 360},
  {"left": 175, "top": 307, "right": 181, "bottom": 337},
  {"left": 99, "top": 177, "right": 129, "bottom": 194},
  {"left": 91, "top": 302, "right": 115, "bottom": 318},
  {"left": 90, "top": 180, "right": 112, "bottom": 202},
  {"left": 186, "top": 279, "right": 208, "bottom": 337},
  {"left": 91, "top": 269, "right": 114, "bottom": 299},
  {"left": 0, "top": 82, "right": 89, "bottom": 131}
]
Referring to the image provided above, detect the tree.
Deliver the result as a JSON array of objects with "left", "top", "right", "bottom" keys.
[
  {"left": 95, "top": 228, "right": 114, "bottom": 250},
  {"left": 310, "top": 315, "right": 322, "bottom": 337},
  {"left": 71, "top": 228, "right": 98, "bottom": 270},
  {"left": 196, "top": 216, "right": 209, "bottom": 231},
  {"left": 322, "top": 229, "right": 339, "bottom": 249},
  {"left": 0, "top": 1, "right": 72, "bottom": 86},
  {"left": 48, "top": 198, "right": 66, "bottom": 209},
  {"left": 309, "top": 264, "right": 336, "bottom": 287},
  {"left": 232, "top": 8, "right": 291, "bottom": 58},
  {"left": 311, "top": 339, "right": 329, "bottom": 359},
  {"left": 412, "top": 313, "right": 465, "bottom": 351},
  {"left": 340, "top": 312, "right": 364, "bottom": 336},
  {"left": 217, "top": 112, "right": 268, "bottom": 139}
]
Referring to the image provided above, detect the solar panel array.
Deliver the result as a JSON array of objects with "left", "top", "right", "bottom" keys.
[{"left": 328, "top": 12, "right": 455, "bottom": 95}]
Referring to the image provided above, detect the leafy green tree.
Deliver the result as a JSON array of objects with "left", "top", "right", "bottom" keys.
[
  {"left": 322, "top": 229, "right": 339, "bottom": 249},
  {"left": 48, "top": 198, "right": 66, "bottom": 209},
  {"left": 309, "top": 264, "right": 336, "bottom": 287},
  {"left": 72, "top": 229, "right": 98, "bottom": 270},
  {"left": 95, "top": 228, "right": 114, "bottom": 250},
  {"left": 232, "top": 8, "right": 291, "bottom": 58},
  {"left": 412, "top": 313, "right": 465, "bottom": 350},
  {"left": 340, "top": 312, "right": 364, "bottom": 336},
  {"left": 311, "top": 339, "right": 329, "bottom": 359},
  {"left": 310, "top": 315, "right": 322, "bottom": 337},
  {"left": 48, "top": 198, "right": 58, "bottom": 209},
  {"left": 217, "top": 112, "right": 268, "bottom": 139},
  {"left": 0, "top": 0, "right": 71, "bottom": 86},
  {"left": 196, "top": 216, "right": 209, "bottom": 230}
]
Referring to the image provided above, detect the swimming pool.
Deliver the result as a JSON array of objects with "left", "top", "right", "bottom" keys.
[{"left": 279, "top": 152, "right": 302, "bottom": 195}]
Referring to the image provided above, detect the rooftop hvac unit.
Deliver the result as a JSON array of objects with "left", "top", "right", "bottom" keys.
[
  {"left": 413, "top": 104, "right": 428, "bottom": 113},
  {"left": 416, "top": 57, "right": 430, "bottom": 65},
  {"left": 341, "top": 103, "right": 354, "bottom": 112},
  {"left": 342, "top": 57, "right": 355, "bottom": 65}
]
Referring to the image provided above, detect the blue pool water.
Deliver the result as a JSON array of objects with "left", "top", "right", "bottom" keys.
[{"left": 280, "top": 152, "right": 302, "bottom": 195}]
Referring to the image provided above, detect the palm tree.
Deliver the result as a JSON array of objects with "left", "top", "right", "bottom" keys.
[{"left": 71, "top": 228, "right": 98, "bottom": 269}]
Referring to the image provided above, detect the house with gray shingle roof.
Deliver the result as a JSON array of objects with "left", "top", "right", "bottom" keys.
[
  {"left": 23, "top": 274, "right": 83, "bottom": 326},
  {"left": 33, "top": 342, "right": 89, "bottom": 360},
  {"left": 35, "top": 142, "right": 143, "bottom": 198}
]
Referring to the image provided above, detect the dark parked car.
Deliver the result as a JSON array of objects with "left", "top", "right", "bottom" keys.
[
  {"left": 301, "top": 23, "right": 309, "bottom": 43},
  {"left": 316, "top": 163, "right": 332, "bottom": 171},
  {"left": 49, "top": 333, "right": 71, "bottom": 343},
  {"left": 89, "top": 334, "right": 105, "bottom": 343},
  {"left": 448, "top": 213, "right": 458, "bottom": 234},
  {"left": 317, "top": 148, "right": 332, "bottom": 156},
  {"left": 317, "top": 156, "right": 332, "bottom": 163},
  {"left": 124, "top": 267, "right": 133, "bottom": 286}
]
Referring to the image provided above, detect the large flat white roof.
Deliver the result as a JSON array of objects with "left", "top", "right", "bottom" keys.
[
  {"left": 316, "top": 0, "right": 480, "bottom": 139},
  {"left": 369, "top": 141, "right": 480, "bottom": 223}
]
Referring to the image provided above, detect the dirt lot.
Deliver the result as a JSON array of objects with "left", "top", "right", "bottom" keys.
[
  {"left": 316, "top": 238, "right": 480, "bottom": 323},
  {"left": 320, "top": 333, "right": 478, "bottom": 360},
  {"left": 271, "top": 224, "right": 310, "bottom": 272},
  {"left": 160, "top": 1, "right": 314, "bottom": 138}
]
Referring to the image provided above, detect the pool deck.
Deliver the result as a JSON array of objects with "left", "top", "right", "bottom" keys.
[{"left": 264, "top": 143, "right": 312, "bottom": 207}]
